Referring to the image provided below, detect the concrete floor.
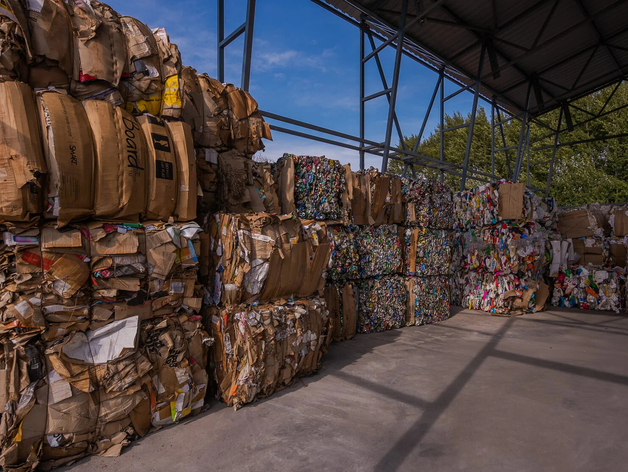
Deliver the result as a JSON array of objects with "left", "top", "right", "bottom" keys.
[{"left": 64, "top": 307, "right": 628, "bottom": 472}]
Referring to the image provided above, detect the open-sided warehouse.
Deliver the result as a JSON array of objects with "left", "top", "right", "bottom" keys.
[{"left": 1, "top": 0, "right": 628, "bottom": 471}]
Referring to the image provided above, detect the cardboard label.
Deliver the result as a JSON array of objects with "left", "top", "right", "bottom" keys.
[
  {"left": 156, "top": 160, "right": 174, "bottom": 180},
  {"left": 151, "top": 133, "right": 171, "bottom": 153}
]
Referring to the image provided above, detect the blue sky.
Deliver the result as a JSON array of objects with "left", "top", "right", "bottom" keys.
[{"left": 106, "top": 0, "right": 480, "bottom": 170}]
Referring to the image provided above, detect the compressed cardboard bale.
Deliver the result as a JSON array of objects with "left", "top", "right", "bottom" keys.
[
  {"left": 356, "top": 275, "right": 406, "bottom": 333},
  {"left": 153, "top": 27, "right": 181, "bottom": 118},
  {"left": 215, "top": 151, "right": 254, "bottom": 213},
  {"left": 137, "top": 114, "right": 178, "bottom": 221},
  {"left": 24, "top": 0, "right": 74, "bottom": 89},
  {"left": 212, "top": 297, "right": 330, "bottom": 409},
  {"left": 166, "top": 121, "right": 196, "bottom": 222},
  {"left": 0, "top": 0, "right": 30, "bottom": 81},
  {"left": 197, "top": 73, "right": 230, "bottom": 148},
  {"left": 324, "top": 282, "right": 356, "bottom": 341},
  {"left": 208, "top": 214, "right": 328, "bottom": 305},
  {"left": 37, "top": 91, "right": 95, "bottom": 226},
  {"left": 180, "top": 66, "right": 203, "bottom": 143},
  {"left": 225, "top": 85, "right": 271, "bottom": 154},
  {"left": 0, "top": 81, "right": 46, "bottom": 222},
  {"left": 145, "top": 222, "right": 203, "bottom": 315},
  {"left": 83, "top": 100, "right": 147, "bottom": 220},
  {"left": 0, "top": 336, "right": 47, "bottom": 470},
  {"left": 120, "top": 16, "right": 162, "bottom": 115},
  {"left": 140, "top": 315, "right": 210, "bottom": 425},
  {"left": 65, "top": 0, "right": 126, "bottom": 103}
]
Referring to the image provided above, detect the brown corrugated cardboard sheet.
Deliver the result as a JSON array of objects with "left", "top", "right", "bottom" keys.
[
  {"left": 25, "top": 0, "right": 74, "bottom": 89},
  {"left": 138, "top": 114, "right": 178, "bottom": 221},
  {"left": 614, "top": 208, "right": 628, "bottom": 237},
  {"left": 558, "top": 210, "right": 596, "bottom": 239},
  {"left": 84, "top": 100, "right": 147, "bottom": 220},
  {"left": 166, "top": 121, "right": 197, "bottom": 222},
  {"left": 37, "top": 90, "right": 94, "bottom": 227},
  {"left": 0, "top": 81, "right": 46, "bottom": 222},
  {"left": 498, "top": 182, "right": 525, "bottom": 220},
  {"left": 324, "top": 283, "right": 357, "bottom": 341},
  {"left": 0, "top": 0, "right": 31, "bottom": 81},
  {"left": 209, "top": 214, "right": 330, "bottom": 305},
  {"left": 211, "top": 297, "right": 330, "bottom": 409}
]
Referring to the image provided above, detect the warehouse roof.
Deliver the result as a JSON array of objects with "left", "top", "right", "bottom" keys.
[{"left": 323, "top": 0, "right": 628, "bottom": 116}]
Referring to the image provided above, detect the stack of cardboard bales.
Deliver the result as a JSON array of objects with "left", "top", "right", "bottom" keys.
[
  {"left": 0, "top": 0, "right": 278, "bottom": 466},
  {"left": 206, "top": 213, "right": 331, "bottom": 409}
]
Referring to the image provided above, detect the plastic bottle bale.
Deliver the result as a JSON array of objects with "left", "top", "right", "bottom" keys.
[
  {"left": 276, "top": 154, "right": 347, "bottom": 221},
  {"left": 36, "top": 91, "right": 95, "bottom": 226},
  {"left": 357, "top": 224, "right": 402, "bottom": 278},
  {"left": 327, "top": 225, "right": 359, "bottom": 281},
  {"left": 0, "top": 81, "right": 46, "bottom": 222},
  {"left": 406, "top": 276, "right": 451, "bottom": 326},
  {"left": 119, "top": 16, "right": 162, "bottom": 115},
  {"left": 404, "top": 228, "right": 453, "bottom": 277},
  {"left": 65, "top": 0, "right": 126, "bottom": 104},
  {"left": 0, "top": 0, "right": 30, "bottom": 81},
  {"left": 24, "top": 0, "right": 74, "bottom": 90},
  {"left": 84, "top": 100, "right": 148, "bottom": 220},
  {"left": 356, "top": 275, "right": 406, "bottom": 333},
  {"left": 553, "top": 265, "right": 625, "bottom": 313}
]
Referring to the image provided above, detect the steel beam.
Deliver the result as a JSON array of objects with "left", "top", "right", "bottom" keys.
[
  {"left": 366, "top": 30, "right": 406, "bottom": 151},
  {"left": 413, "top": 73, "right": 442, "bottom": 153},
  {"left": 381, "top": 0, "right": 408, "bottom": 173},
  {"left": 545, "top": 107, "right": 563, "bottom": 197},
  {"left": 217, "top": 0, "right": 225, "bottom": 82},
  {"left": 460, "top": 43, "right": 486, "bottom": 190},
  {"left": 359, "top": 16, "right": 365, "bottom": 170},
  {"left": 513, "top": 84, "right": 532, "bottom": 181},
  {"left": 241, "top": 0, "right": 256, "bottom": 91}
]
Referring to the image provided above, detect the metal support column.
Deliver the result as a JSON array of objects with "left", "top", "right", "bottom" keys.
[
  {"left": 381, "top": 0, "right": 408, "bottom": 173},
  {"left": 241, "top": 0, "right": 256, "bottom": 91},
  {"left": 439, "top": 69, "right": 445, "bottom": 182},
  {"left": 217, "top": 0, "right": 225, "bottom": 82},
  {"left": 545, "top": 108, "right": 563, "bottom": 197},
  {"left": 359, "top": 16, "right": 365, "bottom": 170},
  {"left": 217, "top": 0, "right": 256, "bottom": 89},
  {"left": 460, "top": 43, "right": 486, "bottom": 190},
  {"left": 490, "top": 98, "right": 496, "bottom": 179},
  {"left": 495, "top": 107, "right": 512, "bottom": 176},
  {"left": 512, "top": 84, "right": 532, "bottom": 182}
]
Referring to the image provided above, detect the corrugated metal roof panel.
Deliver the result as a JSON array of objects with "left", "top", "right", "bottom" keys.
[{"left": 323, "top": 0, "right": 628, "bottom": 115}]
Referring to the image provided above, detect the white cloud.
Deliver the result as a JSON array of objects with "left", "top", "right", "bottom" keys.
[{"left": 253, "top": 39, "right": 338, "bottom": 74}]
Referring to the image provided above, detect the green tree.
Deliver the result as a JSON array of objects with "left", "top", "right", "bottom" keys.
[{"left": 390, "top": 81, "right": 628, "bottom": 206}]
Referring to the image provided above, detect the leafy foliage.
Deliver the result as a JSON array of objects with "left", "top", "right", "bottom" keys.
[{"left": 389, "top": 81, "right": 628, "bottom": 206}]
